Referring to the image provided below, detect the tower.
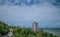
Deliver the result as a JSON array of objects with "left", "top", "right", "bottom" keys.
[{"left": 32, "top": 22, "right": 38, "bottom": 32}]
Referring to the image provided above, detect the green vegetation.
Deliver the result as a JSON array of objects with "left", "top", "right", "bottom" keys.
[{"left": 0, "top": 21, "right": 58, "bottom": 37}]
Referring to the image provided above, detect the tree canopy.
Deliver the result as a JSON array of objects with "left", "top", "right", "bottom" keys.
[{"left": 0, "top": 20, "right": 58, "bottom": 37}]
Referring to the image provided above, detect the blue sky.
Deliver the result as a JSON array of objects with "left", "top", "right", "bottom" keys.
[{"left": 0, "top": 0, "right": 60, "bottom": 28}]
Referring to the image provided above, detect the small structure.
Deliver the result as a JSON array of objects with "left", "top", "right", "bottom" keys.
[
  {"left": 0, "top": 28, "right": 13, "bottom": 37},
  {"left": 7, "top": 28, "right": 13, "bottom": 37},
  {"left": 32, "top": 22, "right": 38, "bottom": 32}
]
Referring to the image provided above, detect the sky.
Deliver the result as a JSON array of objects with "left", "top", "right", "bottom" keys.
[{"left": 0, "top": 0, "right": 60, "bottom": 28}]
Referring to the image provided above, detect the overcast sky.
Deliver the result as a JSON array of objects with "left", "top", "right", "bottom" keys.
[{"left": 0, "top": 0, "right": 60, "bottom": 28}]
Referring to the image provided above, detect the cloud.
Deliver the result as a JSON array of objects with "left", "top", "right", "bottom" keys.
[
  {"left": 46, "top": 0, "right": 60, "bottom": 7},
  {"left": 0, "top": 0, "right": 60, "bottom": 28},
  {"left": 0, "top": 0, "right": 60, "bottom": 7}
]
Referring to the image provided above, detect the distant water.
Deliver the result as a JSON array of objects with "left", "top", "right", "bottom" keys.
[{"left": 42, "top": 28, "right": 60, "bottom": 37}]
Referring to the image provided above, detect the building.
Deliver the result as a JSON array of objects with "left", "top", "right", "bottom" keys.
[
  {"left": 7, "top": 28, "right": 13, "bottom": 37},
  {"left": 0, "top": 28, "right": 13, "bottom": 37},
  {"left": 32, "top": 22, "right": 38, "bottom": 32}
]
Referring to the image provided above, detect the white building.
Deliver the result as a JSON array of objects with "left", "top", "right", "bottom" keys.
[
  {"left": 32, "top": 22, "right": 38, "bottom": 32},
  {"left": 0, "top": 28, "right": 13, "bottom": 37},
  {"left": 7, "top": 28, "right": 13, "bottom": 37}
]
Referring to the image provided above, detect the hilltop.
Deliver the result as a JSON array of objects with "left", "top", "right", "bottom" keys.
[{"left": 0, "top": 21, "right": 58, "bottom": 37}]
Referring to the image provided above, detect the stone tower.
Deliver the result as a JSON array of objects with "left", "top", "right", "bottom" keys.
[{"left": 32, "top": 22, "right": 38, "bottom": 32}]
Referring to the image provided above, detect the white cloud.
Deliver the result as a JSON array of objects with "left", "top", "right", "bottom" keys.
[{"left": 0, "top": 1, "right": 60, "bottom": 27}]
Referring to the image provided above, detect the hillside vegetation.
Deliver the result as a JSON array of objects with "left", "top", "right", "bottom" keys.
[{"left": 0, "top": 21, "right": 58, "bottom": 37}]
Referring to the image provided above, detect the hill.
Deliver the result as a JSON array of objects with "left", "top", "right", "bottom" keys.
[{"left": 0, "top": 21, "right": 58, "bottom": 37}]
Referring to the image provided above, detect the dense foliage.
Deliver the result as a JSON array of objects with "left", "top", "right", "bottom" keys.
[{"left": 0, "top": 21, "right": 58, "bottom": 37}]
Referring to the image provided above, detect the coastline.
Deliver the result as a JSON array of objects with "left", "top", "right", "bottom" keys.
[{"left": 42, "top": 28, "right": 60, "bottom": 37}]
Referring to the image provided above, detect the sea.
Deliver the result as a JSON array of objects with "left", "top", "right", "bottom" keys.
[{"left": 41, "top": 28, "right": 60, "bottom": 37}]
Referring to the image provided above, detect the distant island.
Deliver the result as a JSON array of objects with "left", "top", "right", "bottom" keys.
[{"left": 0, "top": 20, "right": 58, "bottom": 37}]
